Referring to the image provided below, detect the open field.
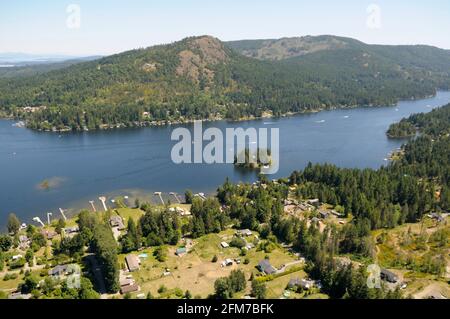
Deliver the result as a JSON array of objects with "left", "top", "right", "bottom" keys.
[
  {"left": 120, "top": 229, "right": 303, "bottom": 298},
  {"left": 114, "top": 207, "right": 145, "bottom": 223},
  {"left": 374, "top": 216, "right": 449, "bottom": 299}
]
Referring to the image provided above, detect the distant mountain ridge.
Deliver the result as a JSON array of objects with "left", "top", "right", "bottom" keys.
[
  {"left": 0, "top": 56, "right": 103, "bottom": 78},
  {"left": 0, "top": 52, "right": 101, "bottom": 64},
  {"left": 227, "top": 35, "right": 450, "bottom": 63},
  {"left": 1, "top": 35, "right": 450, "bottom": 131},
  {"left": 226, "top": 35, "right": 352, "bottom": 60}
]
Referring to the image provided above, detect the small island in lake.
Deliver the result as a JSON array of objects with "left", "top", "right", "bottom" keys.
[
  {"left": 233, "top": 147, "right": 272, "bottom": 170},
  {"left": 36, "top": 176, "right": 65, "bottom": 191}
]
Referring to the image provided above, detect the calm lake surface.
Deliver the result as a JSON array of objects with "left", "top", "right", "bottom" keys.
[{"left": 1, "top": 91, "right": 450, "bottom": 227}]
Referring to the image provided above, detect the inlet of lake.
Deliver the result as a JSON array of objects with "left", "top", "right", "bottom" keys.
[{"left": 1, "top": 91, "right": 450, "bottom": 228}]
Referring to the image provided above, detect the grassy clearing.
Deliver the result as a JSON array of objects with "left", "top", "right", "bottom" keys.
[
  {"left": 0, "top": 269, "right": 43, "bottom": 291},
  {"left": 264, "top": 269, "right": 306, "bottom": 298},
  {"left": 374, "top": 216, "right": 449, "bottom": 298},
  {"left": 123, "top": 230, "right": 301, "bottom": 298},
  {"left": 114, "top": 207, "right": 145, "bottom": 223}
]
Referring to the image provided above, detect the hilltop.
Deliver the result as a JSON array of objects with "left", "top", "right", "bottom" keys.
[
  {"left": 1, "top": 35, "right": 450, "bottom": 131},
  {"left": 227, "top": 35, "right": 352, "bottom": 60}
]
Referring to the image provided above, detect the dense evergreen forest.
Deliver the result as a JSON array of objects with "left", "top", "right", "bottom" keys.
[
  {"left": 213, "top": 103, "right": 449, "bottom": 298},
  {"left": 1, "top": 103, "right": 448, "bottom": 298},
  {"left": 387, "top": 104, "right": 450, "bottom": 138},
  {"left": 1, "top": 35, "right": 450, "bottom": 131},
  {"left": 99, "top": 103, "right": 450, "bottom": 296}
]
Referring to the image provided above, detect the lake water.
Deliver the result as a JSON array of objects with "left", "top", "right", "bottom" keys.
[{"left": 1, "top": 91, "right": 450, "bottom": 228}]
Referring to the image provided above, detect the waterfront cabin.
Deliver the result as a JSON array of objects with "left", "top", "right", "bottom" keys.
[{"left": 110, "top": 216, "right": 125, "bottom": 230}]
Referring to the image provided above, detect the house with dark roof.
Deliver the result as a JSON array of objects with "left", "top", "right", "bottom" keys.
[
  {"left": 257, "top": 259, "right": 276, "bottom": 275},
  {"left": 64, "top": 226, "right": 79, "bottom": 234},
  {"left": 48, "top": 264, "right": 70, "bottom": 277},
  {"left": 380, "top": 269, "right": 398, "bottom": 283},
  {"left": 318, "top": 210, "right": 329, "bottom": 219}
]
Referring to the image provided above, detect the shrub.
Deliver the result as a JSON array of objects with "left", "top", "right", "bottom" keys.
[
  {"left": 230, "top": 237, "right": 246, "bottom": 249},
  {"left": 158, "top": 285, "right": 167, "bottom": 294}
]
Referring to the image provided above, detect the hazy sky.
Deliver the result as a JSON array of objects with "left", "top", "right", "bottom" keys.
[{"left": 1, "top": 0, "right": 449, "bottom": 56}]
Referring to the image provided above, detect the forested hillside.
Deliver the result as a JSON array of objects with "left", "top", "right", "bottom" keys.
[
  {"left": 387, "top": 104, "right": 450, "bottom": 138},
  {"left": 1, "top": 35, "right": 450, "bottom": 131},
  {"left": 210, "top": 103, "right": 450, "bottom": 298}
]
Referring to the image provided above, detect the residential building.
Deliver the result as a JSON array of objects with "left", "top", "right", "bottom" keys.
[
  {"left": 257, "top": 259, "right": 276, "bottom": 275},
  {"left": 125, "top": 254, "right": 140, "bottom": 272}
]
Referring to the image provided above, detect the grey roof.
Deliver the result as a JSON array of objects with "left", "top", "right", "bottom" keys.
[
  {"left": 48, "top": 264, "right": 69, "bottom": 276},
  {"left": 64, "top": 226, "right": 79, "bottom": 234},
  {"left": 288, "top": 278, "right": 301, "bottom": 288},
  {"left": 125, "top": 255, "right": 140, "bottom": 272},
  {"left": 380, "top": 269, "right": 398, "bottom": 282},
  {"left": 237, "top": 229, "right": 252, "bottom": 235},
  {"left": 257, "top": 259, "right": 276, "bottom": 274},
  {"left": 288, "top": 278, "right": 314, "bottom": 289},
  {"left": 319, "top": 210, "right": 329, "bottom": 218},
  {"left": 110, "top": 216, "right": 125, "bottom": 229},
  {"left": 311, "top": 217, "right": 320, "bottom": 223}
]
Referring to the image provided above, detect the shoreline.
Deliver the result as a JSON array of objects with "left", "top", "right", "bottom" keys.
[
  {"left": 1, "top": 91, "right": 440, "bottom": 133},
  {"left": 1, "top": 90, "right": 448, "bottom": 229}
]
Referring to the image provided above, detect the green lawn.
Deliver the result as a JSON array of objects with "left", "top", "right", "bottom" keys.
[
  {"left": 114, "top": 207, "right": 145, "bottom": 224},
  {"left": 122, "top": 230, "right": 301, "bottom": 298}
]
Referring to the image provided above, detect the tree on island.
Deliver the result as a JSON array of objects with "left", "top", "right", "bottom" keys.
[{"left": 234, "top": 147, "right": 271, "bottom": 170}]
